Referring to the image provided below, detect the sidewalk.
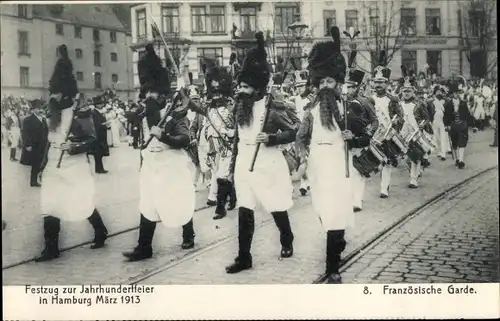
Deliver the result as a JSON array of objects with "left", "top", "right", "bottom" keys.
[{"left": 3, "top": 130, "right": 496, "bottom": 284}]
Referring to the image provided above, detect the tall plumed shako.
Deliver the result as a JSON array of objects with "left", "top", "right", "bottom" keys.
[
  {"left": 237, "top": 31, "right": 270, "bottom": 93},
  {"left": 372, "top": 50, "right": 391, "bottom": 81},
  {"left": 138, "top": 43, "right": 171, "bottom": 98},
  {"left": 49, "top": 44, "right": 78, "bottom": 103},
  {"left": 307, "top": 26, "right": 347, "bottom": 87},
  {"left": 346, "top": 51, "right": 364, "bottom": 86}
]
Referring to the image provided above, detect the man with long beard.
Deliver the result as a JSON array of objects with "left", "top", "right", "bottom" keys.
[
  {"left": 122, "top": 44, "right": 195, "bottom": 262},
  {"left": 371, "top": 51, "right": 404, "bottom": 199},
  {"left": 296, "top": 27, "right": 378, "bottom": 283},
  {"left": 444, "top": 83, "right": 470, "bottom": 169},
  {"left": 36, "top": 93, "right": 109, "bottom": 262},
  {"left": 208, "top": 32, "right": 299, "bottom": 274}
]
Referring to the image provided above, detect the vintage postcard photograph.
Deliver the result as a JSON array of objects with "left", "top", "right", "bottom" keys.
[{"left": 1, "top": 0, "right": 499, "bottom": 319}]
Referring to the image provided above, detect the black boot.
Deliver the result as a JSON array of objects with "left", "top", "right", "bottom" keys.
[
  {"left": 35, "top": 216, "right": 61, "bottom": 262},
  {"left": 10, "top": 148, "right": 17, "bottom": 161},
  {"left": 271, "top": 211, "right": 294, "bottom": 258},
  {"left": 123, "top": 214, "right": 156, "bottom": 261},
  {"left": 214, "top": 179, "right": 231, "bottom": 220},
  {"left": 226, "top": 207, "right": 254, "bottom": 274},
  {"left": 325, "top": 230, "right": 346, "bottom": 284},
  {"left": 227, "top": 184, "right": 237, "bottom": 211},
  {"left": 87, "top": 209, "right": 108, "bottom": 249},
  {"left": 181, "top": 219, "right": 195, "bottom": 249}
]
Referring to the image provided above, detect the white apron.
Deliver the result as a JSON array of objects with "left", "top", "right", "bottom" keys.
[
  {"left": 139, "top": 130, "right": 195, "bottom": 228},
  {"left": 41, "top": 109, "right": 95, "bottom": 221},
  {"left": 234, "top": 98, "right": 293, "bottom": 213},
  {"left": 8, "top": 126, "right": 21, "bottom": 148},
  {"left": 307, "top": 105, "right": 354, "bottom": 231}
]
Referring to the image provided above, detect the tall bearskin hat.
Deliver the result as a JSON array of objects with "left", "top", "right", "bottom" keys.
[
  {"left": 187, "top": 72, "right": 201, "bottom": 99},
  {"left": 307, "top": 26, "right": 346, "bottom": 87},
  {"left": 229, "top": 52, "right": 237, "bottom": 65},
  {"left": 48, "top": 44, "right": 79, "bottom": 110},
  {"left": 204, "top": 60, "right": 233, "bottom": 98},
  {"left": 372, "top": 50, "right": 391, "bottom": 81},
  {"left": 138, "top": 43, "right": 171, "bottom": 98},
  {"left": 238, "top": 32, "right": 270, "bottom": 93}
]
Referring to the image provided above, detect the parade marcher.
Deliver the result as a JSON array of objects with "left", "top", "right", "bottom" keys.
[
  {"left": 296, "top": 26, "right": 377, "bottom": 283},
  {"left": 444, "top": 83, "right": 470, "bottom": 169},
  {"left": 36, "top": 93, "right": 109, "bottom": 262},
  {"left": 21, "top": 100, "right": 49, "bottom": 187},
  {"left": 126, "top": 102, "right": 144, "bottom": 149},
  {"left": 428, "top": 84, "right": 448, "bottom": 161},
  {"left": 90, "top": 96, "right": 110, "bottom": 174},
  {"left": 187, "top": 62, "right": 236, "bottom": 220},
  {"left": 371, "top": 51, "right": 404, "bottom": 199},
  {"left": 345, "top": 70, "right": 379, "bottom": 212},
  {"left": 207, "top": 32, "right": 299, "bottom": 274},
  {"left": 400, "top": 78, "right": 432, "bottom": 188},
  {"left": 491, "top": 94, "right": 498, "bottom": 148},
  {"left": 123, "top": 44, "right": 196, "bottom": 262},
  {"left": 5, "top": 107, "right": 21, "bottom": 162},
  {"left": 186, "top": 74, "right": 204, "bottom": 187}
]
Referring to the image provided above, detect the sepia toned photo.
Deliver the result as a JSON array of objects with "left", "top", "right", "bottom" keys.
[{"left": 1, "top": 0, "right": 499, "bottom": 319}]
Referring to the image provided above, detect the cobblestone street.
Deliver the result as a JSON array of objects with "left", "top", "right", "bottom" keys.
[
  {"left": 2, "top": 129, "right": 498, "bottom": 285},
  {"left": 341, "top": 171, "right": 499, "bottom": 284}
]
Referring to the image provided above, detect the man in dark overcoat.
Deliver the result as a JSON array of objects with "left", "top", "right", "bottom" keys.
[
  {"left": 21, "top": 100, "right": 49, "bottom": 187},
  {"left": 91, "top": 97, "right": 109, "bottom": 173}
]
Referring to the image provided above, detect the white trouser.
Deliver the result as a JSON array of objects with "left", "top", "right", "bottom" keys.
[
  {"left": 433, "top": 120, "right": 448, "bottom": 157},
  {"left": 410, "top": 160, "right": 421, "bottom": 186},
  {"left": 380, "top": 165, "right": 391, "bottom": 195},
  {"left": 350, "top": 149, "right": 366, "bottom": 209}
]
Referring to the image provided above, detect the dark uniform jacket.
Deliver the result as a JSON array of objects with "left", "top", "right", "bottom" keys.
[
  {"left": 296, "top": 94, "right": 379, "bottom": 156},
  {"left": 443, "top": 98, "right": 469, "bottom": 127}
]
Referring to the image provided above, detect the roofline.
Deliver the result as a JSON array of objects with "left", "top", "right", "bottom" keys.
[{"left": 33, "top": 15, "right": 130, "bottom": 33}]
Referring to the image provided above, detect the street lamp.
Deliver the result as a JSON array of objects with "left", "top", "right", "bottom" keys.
[{"left": 288, "top": 16, "right": 309, "bottom": 71}]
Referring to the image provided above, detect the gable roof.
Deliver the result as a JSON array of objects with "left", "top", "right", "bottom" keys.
[{"left": 32, "top": 4, "right": 129, "bottom": 32}]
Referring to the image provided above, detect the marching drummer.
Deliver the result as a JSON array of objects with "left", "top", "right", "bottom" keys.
[
  {"left": 400, "top": 78, "right": 433, "bottom": 188},
  {"left": 371, "top": 51, "right": 404, "bottom": 199}
]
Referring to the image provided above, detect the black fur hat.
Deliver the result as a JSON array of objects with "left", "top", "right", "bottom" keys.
[
  {"left": 237, "top": 32, "right": 270, "bottom": 92},
  {"left": 229, "top": 52, "right": 237, "bottom": 65},
  {"left": 372, "top": 50, "right": 391, "bottom": 80},
  {"left": 205, "top": 63, "right": 233, "bottom": 98},
  {"left": 138, "top": 44, "right": 170, "bottom": 97},
  {"left": 307, "top": 26, "right": 347, "bottom": 87}
]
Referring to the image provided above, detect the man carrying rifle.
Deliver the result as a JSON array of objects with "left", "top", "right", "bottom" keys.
[
  {"left": 122, "top": 44, "right": 196, "bottom": 262},
  {"left": 296, "top": 27, "right": 377, "bottom": 284}
]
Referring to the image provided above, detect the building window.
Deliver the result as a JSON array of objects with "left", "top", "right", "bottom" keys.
[
  {"left": 345, "top": 10, "right": 358, "bottom": 31},
  {"left": 425, "top": 9, "right": 441, "bottom": 35},
  {"left": 210, "top": 6, "right": 225, "bottom": 33},
  {"left": 94, "top": 72, "right": 102, "bottom": 89},
  {"left": 197, "top": 48, "right": 223, "bottom": 71},
  {"left": 369, "top": 8, "right": 379, "bottom": 36},
  {"left": 94, "top": 51, "right": 101, "bottom": 66},
  {"left": 240, "top": 7, "right": 257, "bottom": 34},
  {"left": 401, "top": 51, "right": 417, "bottom": 76},
  {"left": 426, "top": 50, "right": 442, "bottom": 76},
  {"left": 55, "top": 23, "right": 64, "bottom": 35},
  {"left": 20, "top": 67, "right": 29, "bottom": 87},
  {"left": 469, "top": 8, "right": 484, "bottom": 37},
  {"left": 18, "top": 31, "right": 29, "bottom": 56},
  {"left": 275, "top": 5, "right": 300, "bottom": 35},
  {"left": 323, "top": 10, "right": 336, "bottom": 36},
  {"left": 111, "top": 52, "right": 118, "bottom": 62},
  {"left": 112, "top": 74, "right": 119, "bottom": 84},
  {"left": 75, "top": 49, "right": 83, "bottom": 59},
  {"left": 74, "top": 26, "right": 82, "bottom": 39},
  {"left": 136, "top": 9, "right": 147, "bottom": 40},
  {"left": 110, "top": 31, "right": 117, "bottom": 43},
  {"left": 93, "top": 28, "right": 100, "bottom": 41},
  {"left": 192, "top": 6, "right": 207, "bottom": 33},
  {"left": 18, "top": 4, "right": 28, "bottom": 18},
  {"left": 162, "top": 6, "right": 180, "bottom": 34},
  {"left": 277, "top": 47, "right": 302, "bottom": 70},
  {"left": 400, "top": 8, "right": 416, "bottom": 36},
  {"left": 76, "top": 71, "right": 84, "bottom": 81}
]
